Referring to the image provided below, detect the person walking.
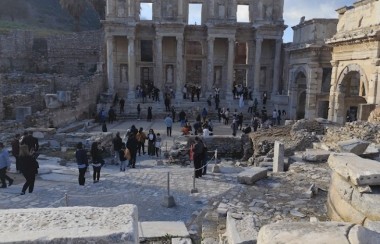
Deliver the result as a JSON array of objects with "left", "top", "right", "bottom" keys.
[
  {"left": 119, "top": 143, "right": 127, "bottom": 171},
  {"left": 126, "top": 132, "right": 138, "bottom": 168},
  {"left": 193, "top": 137, "right": 204, "bottom": 178},
  {"left": 90, "top": 142, "right": 105, "bottom": 183},
  {"left": 137, "top": 104, "right": 141, "bottom": 120},
  {"left": 21, "top": 131, "right": 39, "bottom": 157},
  {"left": 272, "top": 109, "right": 277, "bottom": 126},
  {"left": 11, "top": 134, "right": 21, "bottom": 173},
  {"left": 19, "top": 145, "right": 39, "bottom": 194},
  {"left": 136, "top": 127, "right": 147, "bottom": 156},
  {"left": 119, "top": 98, "right": 125, "bottom": 114},
  {"left": 0, "top": 142, "right": 13, "bottom": 188},
  {"left": 147, "top": 129, "right": 156, "bottom": 156},
  {"left": 75, "top": 142, "right": 88, "bottom": 186},
  {"left": 147, "top": 106, "right": 153, "bottom": 121},
  {"left": 112, "top": 132, "right": 123, "bottom": 165},
  {"left": 202, "top": 140, "right": 208, "bottom": 175},
  {"left": 155, "top": 133, "right": 162, "bottom": 157},
  {"left": 164, "top": 114, "right": 173, "bottom": 137}
]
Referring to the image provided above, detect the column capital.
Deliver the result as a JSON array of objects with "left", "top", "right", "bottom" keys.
[
  {"left": 155, "top": 35, "right": 163, "bottom": 41},
  {"left": 228, "top": 37, "right": 236, "bottom": 44},
  {"left": 127, "top": 36, "right": 135, "bottom": 41},
  {"left": 176, "top": 36, "right": 183, "bottom": 42},
  {"left": 330, "top": 60, "right": 339, "bottom": 67},
  {"left": 106, "top": 35, "right": 114, "bottom": 41},
  {"left": 256, "top": 37, "right": 263, "bottom": 43},
  {"left": 207, "top": 36, "right": 215, "bottom": 42}
]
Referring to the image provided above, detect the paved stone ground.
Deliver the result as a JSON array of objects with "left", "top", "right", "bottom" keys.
[{"left": 0, "top": 119, "right": 331, "bottom": 242}]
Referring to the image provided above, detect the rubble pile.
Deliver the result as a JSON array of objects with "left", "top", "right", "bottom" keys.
[
  {"left": 249, "top": 119, "right": 324, "bottom": 164},
  {"left": 327, "top": 153, "right": 380, "bottom": 231},
  {"left": 322, "top": 121, "right": 380, "bottom": 151},
  {"left": 368, "top": 107, "right": 380, "bottom": 123}
]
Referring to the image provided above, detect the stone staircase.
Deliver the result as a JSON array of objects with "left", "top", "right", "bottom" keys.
[{"left": 102, "top": 97, "right": 275, "bottom": 123}]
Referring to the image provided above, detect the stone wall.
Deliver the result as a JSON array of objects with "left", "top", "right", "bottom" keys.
[
  {"left": 0, "top": 30, "right": 103, "bottom": 76},
  {"left": 0, "top": 72, "right": 105, "bottom": 127}
]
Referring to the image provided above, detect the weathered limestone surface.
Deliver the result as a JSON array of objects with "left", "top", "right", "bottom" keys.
[
  {"left": 138, "top": 221, "right": 189, "bottom": 239},
  {"left": 302, "top": 149, "right": 331, "bottom": 162},
  {"left": 237, "top": 168, "right": 267, "bottom": 185},
  {"left": 257, "top": 222, "right": 380, "bottom": 244},
  {"left": 257, "top": 222, "right": 353, "bottom": 244},
  {"left": 273, "top": 141, "right": 284, "bottom": 172},
  {"left": 0, "top": 205, "right": 139, "bottom": 243},
  {"left": 328, "top": 153, "right": 380, "bottom": 186},
  {"left": 337, "top": 138, "right": 370, "bottom": 155},
  {"left": 226, "top": 212, "right": 258, "bottom": 244}
]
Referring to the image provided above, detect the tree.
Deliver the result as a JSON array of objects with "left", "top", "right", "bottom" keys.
[
  {"left": 59, "top": 0, "right": 88, "bottom": 31},
  {"left": 88, "top": 0, "right": 106, "bottom": 20}
]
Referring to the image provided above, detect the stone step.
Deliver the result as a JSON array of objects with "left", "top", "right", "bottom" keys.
[{"left": 202, "top": 210, "right": 220, "bottom": 244}]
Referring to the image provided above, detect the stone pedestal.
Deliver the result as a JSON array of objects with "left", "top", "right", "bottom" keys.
[{"left": 273, "top": 141, "right": 284, "bottom": 172}]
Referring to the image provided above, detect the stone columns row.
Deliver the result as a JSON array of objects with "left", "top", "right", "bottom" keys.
[
  {"left": 127, "top": 36, "right": 136, "bottom": 98},
  {"left": 253, "top": 38, "right": 263, "bottom": 97},
  {"left": 207, "top": 37, "right": 215, "bottom": 96},
  {"left": 272, "top": 39, "right": 282, "bottom": 95},
  {"left": 106, "top": 36, "right": 114, "bottom": 93},
  {"left": 175, "top": 36, "right": 184, "bottom": 99},
  {"left": 226, "top": 37, "right": 235, "bottom": 99},
  {"left": 155, "top": 35, "right": 163, "bottom": 94}
]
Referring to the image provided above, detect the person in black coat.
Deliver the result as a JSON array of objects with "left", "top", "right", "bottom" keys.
[
  {"left": 147, "top": 106, "right": 153, "bottom": 121},
  {"left": 90, "top": 142, "right": 105, "bottom": 183},
  {"left": 19, "top": 145, "right": 39, "bottom": 195},
  {"left": 126, "top": 133, "right": 138, "bottom": 168},
  {"left": 75, "top": 142, "right": 89, "bottom": 186},
  {"left": 193, "top": 137, "right": 204, "bottom": 178}
]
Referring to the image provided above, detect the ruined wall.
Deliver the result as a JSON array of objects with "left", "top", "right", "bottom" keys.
[
  {"left": 0, "top": 73, "right": 105, "bottom": 127},
  {"left": 0, "top": 30, "right": 103, "bottom": 76},
  {"left": 292, "top": 19, "right": 338, "bottom": 45}
]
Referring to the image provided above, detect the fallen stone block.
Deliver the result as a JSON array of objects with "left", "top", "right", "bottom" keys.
[
  {"left": 138, "top": 221, "right": 189, "bottom": 240},
  {"left": 338, "top": 139, "right": 370, "bottom": 155},
  {"left": 328, "top": 153, "right": 380, "bottom": 186},
  {"left": 302, "top": 149, "right": 331, "bottom": 162},
  {"left": 0, "top": 204, "right": 138, "bottom": 243},
  {"left": 171, "top": 237, "right": 192, "bottom": 244},
  {"left": 364, "top": 219, "right": 380, "bottom": 233},
  {"left": 237, "top": 167, "right": 267, "bottom": 185},
  {"left": 257, "top": 222, "right": 353, "bottom": 244},
  {"left": 226, "top": 212, "right": 258, "bottom": 244}
]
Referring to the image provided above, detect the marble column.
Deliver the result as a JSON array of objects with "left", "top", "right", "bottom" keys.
[
  {"left": 207, "top": 37, "right": 215, "bottom": 96},
  {"left": 226, "top": 37, "right": 235, "bottom": 100},
  {"left": 127, "top": 36, "right": 136, "bottom": 99},
  {"left": 178, "top": 0, "right": 183, "bottom": 17},
  {"left": 328, "top": 61, "right": 339, "bottom": 121},
  {"left": 106, "top": 0, "right": 115, "bottom": 17},
  {"left": 155, "top": 35, "right": 163, "bottom": 91},
  {"left": 253, "top": 38, "right": 263, "bottom": 97},
  {"left": 247, "top": 40, "right": 255, "bottom": 90},
  {"left": 272, "top": 39, "right": 282, "bottom": 95},
  {"left": 106, "top": 36, "right": 114, "bottom": 93},
  {"left": 175, "top": 36, "right": 184, "bottom": 100},
  {"left": 128, "top": 0, "right": 134, "bottom": 17},
  {"left": 209, "top": 0, "right": 215, "bottom": 17}
]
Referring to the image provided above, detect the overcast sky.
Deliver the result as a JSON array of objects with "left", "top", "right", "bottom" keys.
[{"left": 141, "top": 0, "right": 357, "bottom": 42}]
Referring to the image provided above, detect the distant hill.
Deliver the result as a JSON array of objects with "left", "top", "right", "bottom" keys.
[{"left": 0, "top": 0, "right": 101, "bottom": 35}]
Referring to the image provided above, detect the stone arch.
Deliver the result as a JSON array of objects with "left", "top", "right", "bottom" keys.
[
  {"left": 290, "top": 66, "right": 308, "bottom": 119},
  {"left": 334, "top": 63, "right": 369, "bottom": 122}
]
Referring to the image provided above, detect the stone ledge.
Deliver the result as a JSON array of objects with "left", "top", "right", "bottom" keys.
[
  {"left": 328, "top": 153, "right": 380, "bottom": 186},
  {"left": 0, "top": 205, "right": 138, "bottom": 244}
]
